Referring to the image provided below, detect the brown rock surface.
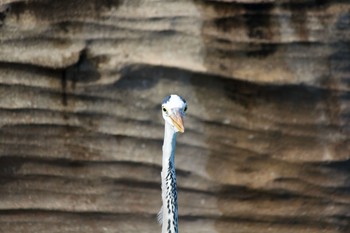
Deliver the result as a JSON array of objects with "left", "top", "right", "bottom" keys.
[{"left": 0, "top": 0, "right": 349, "bottom": 233}]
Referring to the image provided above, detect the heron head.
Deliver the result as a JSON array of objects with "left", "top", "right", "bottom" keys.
[{"left": 161, "top": 94, "right": 187, "bottom": 133}]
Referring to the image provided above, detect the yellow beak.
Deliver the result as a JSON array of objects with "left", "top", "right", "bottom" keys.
[{"left": 170, "top": 110, "right": 185, "bottom": 133}]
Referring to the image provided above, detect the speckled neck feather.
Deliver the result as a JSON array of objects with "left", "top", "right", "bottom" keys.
[{"left": 159, "top": 122, "right": 179, "bottom": 233}]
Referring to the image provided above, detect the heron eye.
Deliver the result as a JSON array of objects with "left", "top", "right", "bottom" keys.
[
  {"left": 184, "top": 106, "right": 187, "bottom": 112},
  {"left": 162, "top": 107, "right": 167, "bottom": 113}
]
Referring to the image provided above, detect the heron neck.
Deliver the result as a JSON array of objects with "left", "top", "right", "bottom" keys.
[
  {"left": 163, "top": 123, "right": 177, "bottom": 164},
  {"left": 161, "top": 122, "right": 178, "bottom": 233}
]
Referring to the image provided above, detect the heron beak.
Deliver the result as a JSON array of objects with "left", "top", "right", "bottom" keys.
[{"left": 170, "top": 110, "right": 185, "bottom": 133}]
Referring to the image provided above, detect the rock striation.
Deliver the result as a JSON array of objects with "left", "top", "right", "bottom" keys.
[{"left": 0, "top": 1, "right": 349, "bottom": 232}]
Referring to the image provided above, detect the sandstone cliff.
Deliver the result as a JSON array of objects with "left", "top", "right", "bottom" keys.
[{"left": 0, "top": 1, "right": 349, "bottom": 232}]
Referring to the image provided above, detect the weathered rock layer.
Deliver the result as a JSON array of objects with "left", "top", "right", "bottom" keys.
[{"left": 0, "top": 1, "right": 349, "bottom": 233}]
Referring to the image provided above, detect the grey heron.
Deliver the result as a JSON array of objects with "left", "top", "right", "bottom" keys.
[{"left": 158, "top": 94, "right": 187, "bottom": 233}]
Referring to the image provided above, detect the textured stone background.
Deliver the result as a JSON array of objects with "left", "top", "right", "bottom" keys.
[{"left": 0, "top": 0, "right": 349, "bottom": 232}]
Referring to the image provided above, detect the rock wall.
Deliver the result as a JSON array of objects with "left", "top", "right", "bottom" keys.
[{"left": 0, "top": 1, "right": 349, "bottom": 232}]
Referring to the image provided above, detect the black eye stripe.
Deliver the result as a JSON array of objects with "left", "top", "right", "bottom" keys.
[
  {"left": 162, "top": 95, "right": 186, "bottom": 105},
  {"left": 178, "top": 95, "right": 186, "bottom": 104},
  {"left": 162, "top": 95, "right": 171, "bottom": 104}
]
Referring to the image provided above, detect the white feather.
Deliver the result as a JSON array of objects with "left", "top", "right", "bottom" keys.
[{"left": 157, "top": 206, "right": 163, "bottom": 225}]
